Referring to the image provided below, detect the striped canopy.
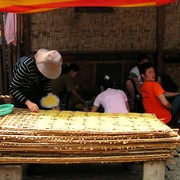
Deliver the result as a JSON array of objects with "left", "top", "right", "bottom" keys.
[{"left": 0, "top": 0, "right": 175, "bottom": 14}]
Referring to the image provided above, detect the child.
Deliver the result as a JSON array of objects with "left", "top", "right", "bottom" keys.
[
  {"left": 91, "top": 75, "right": 130, "bottom": 113},
  {"left": 139, "top": 62, "right": 180, "bottom": 125}
]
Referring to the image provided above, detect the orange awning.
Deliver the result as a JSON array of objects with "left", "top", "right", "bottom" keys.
[{"left": 0, "top": 0, "right": 176, "bottom": 14}]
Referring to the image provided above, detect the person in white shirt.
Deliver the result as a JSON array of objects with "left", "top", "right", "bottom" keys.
[
  {"left": 125, "top": 54, "right": 149, "bottom": 111},
  {"left": 91, "top": 75, "right": 130, "bottom": 113}
]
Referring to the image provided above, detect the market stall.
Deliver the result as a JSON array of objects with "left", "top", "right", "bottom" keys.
[{"left": 0, "top": 108, "right": 179, "bottom": 179}]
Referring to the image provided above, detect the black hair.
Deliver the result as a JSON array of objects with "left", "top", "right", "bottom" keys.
[
  {"left": 61, "top": 63, "right": 80, "bottom": 74},
  {"left": 68, "top": 63, "right": 80, "bottom": 72},
  {"left": 137, "top": 54, "right": 149, "bottom": 65},
  {"left": 99, "top": 75, "right": 113, "bottom": 90},
  {"left": 139, "top": 62, "right": 154, "bottom": 76}
]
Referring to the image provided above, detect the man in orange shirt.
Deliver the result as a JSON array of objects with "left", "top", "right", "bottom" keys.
[{"left": 139, "top": 62, "right": 180, "bottom": 126}]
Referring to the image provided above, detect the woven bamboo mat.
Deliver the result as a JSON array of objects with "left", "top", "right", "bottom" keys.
[
  {"left": 0, "top": 108, "right": 175, "bottom": 134},
  {"left": 0, "top": 108, "right": 179, "bottom": 164}
]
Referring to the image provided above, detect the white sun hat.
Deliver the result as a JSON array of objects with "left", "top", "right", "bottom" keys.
[{"left": 35, "top": 48, "right": 62, "bottom": 79}]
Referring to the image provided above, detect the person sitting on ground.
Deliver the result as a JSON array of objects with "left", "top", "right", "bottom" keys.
[
  {"left": 91, "top": 75, "right": 130, "bottom": 113},
  {"left": 125, "top": 54, "right": 149, "bottom": 111},
  {"left": 52, "top": 63, "right": 89, "bottom": 111},
  {"left": 9, "top": 48, "right": 62, "bottom": 112},
  {"left": 139, "top": 62, "right": 180, "bottom": 126}
]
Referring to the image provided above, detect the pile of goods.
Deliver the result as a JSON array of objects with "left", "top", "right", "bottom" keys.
[
  {"left": 0, "top": 108, "right": 179, "bottom": 164},
  {"left": 0, "top": 94, "right": 13, "bottom": 104}
]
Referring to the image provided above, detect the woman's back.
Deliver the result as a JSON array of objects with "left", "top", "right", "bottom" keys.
[{"left": 94, "top": 88, "right": 128, "bottom": 113}]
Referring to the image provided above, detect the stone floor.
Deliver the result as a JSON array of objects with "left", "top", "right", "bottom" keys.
[{"left": 23, "top": 147, "right": 180, "bottom": 180}]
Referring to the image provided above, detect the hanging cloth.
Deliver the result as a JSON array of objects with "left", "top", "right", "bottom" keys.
[{"left": 5, "top": 13, "right": 17, "bottom": 46}]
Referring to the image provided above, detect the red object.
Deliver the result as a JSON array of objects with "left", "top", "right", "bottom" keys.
[{"left": 0, "top": 0, "right": 176, "bottom": 14}]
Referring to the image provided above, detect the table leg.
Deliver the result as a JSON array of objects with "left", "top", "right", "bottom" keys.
[
  {"left": 0, "top": 165, "right": 22, "bottom": 180},
  {"left": 143, "top": 161, "right": 165, "bottom": 180}
]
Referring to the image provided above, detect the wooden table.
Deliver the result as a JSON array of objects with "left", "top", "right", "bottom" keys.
[{"left": 0, "top": 108, "right": 179, "bottom": 180}]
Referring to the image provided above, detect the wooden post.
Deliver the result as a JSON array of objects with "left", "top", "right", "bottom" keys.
[
  {"left": 143, "top": 161, "right": 165, "bottom": 180},
  {"left": 0, "top": 12, "right": 8, "bottom": 92},
  {"left": 156, "top": 6, "right": 166, "bottom": 76},
  {"left": 121, "top": 63, "right": 125, "bottom": 89},
  {"left": 93, "top": 63, "right": 96, "bottom": 90},
  {"left": 0, "top": 165, "right": 23, "bottom": 180},
  {"left": 23, "top": 14, "right": 31, "bottom": 55},
  {"left": 0, "top": 13, "right": 3, "bottom": 93}
]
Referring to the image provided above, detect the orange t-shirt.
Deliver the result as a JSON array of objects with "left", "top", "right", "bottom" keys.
[{"left": 141, "top": 81, "right": 171, "bottom": 124}]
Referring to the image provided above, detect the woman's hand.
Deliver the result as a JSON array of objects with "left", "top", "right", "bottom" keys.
[
  {"left": 83, "top": 106, "right": 89, "bottom": 112},
  {"left": 25, "top": 100, "right": 39, "bottom": 112}
]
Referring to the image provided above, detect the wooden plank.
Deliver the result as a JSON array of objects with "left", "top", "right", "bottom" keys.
[
  {"left": 0, "top": 155, "right": 171, "bottom": 164},
  {"left": 61, "top": 50, "right": 156, "bottom": 55},
  {"left": 0, "top": 165, "right": 22, "bottom": 180},
  {"left": 143, "top": 161, "right": 165, "bottom": 180}
]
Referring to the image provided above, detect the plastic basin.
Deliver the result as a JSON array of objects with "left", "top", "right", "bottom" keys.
[{"left": 0, "top": 104, "right": 14, "bottom": 116}]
